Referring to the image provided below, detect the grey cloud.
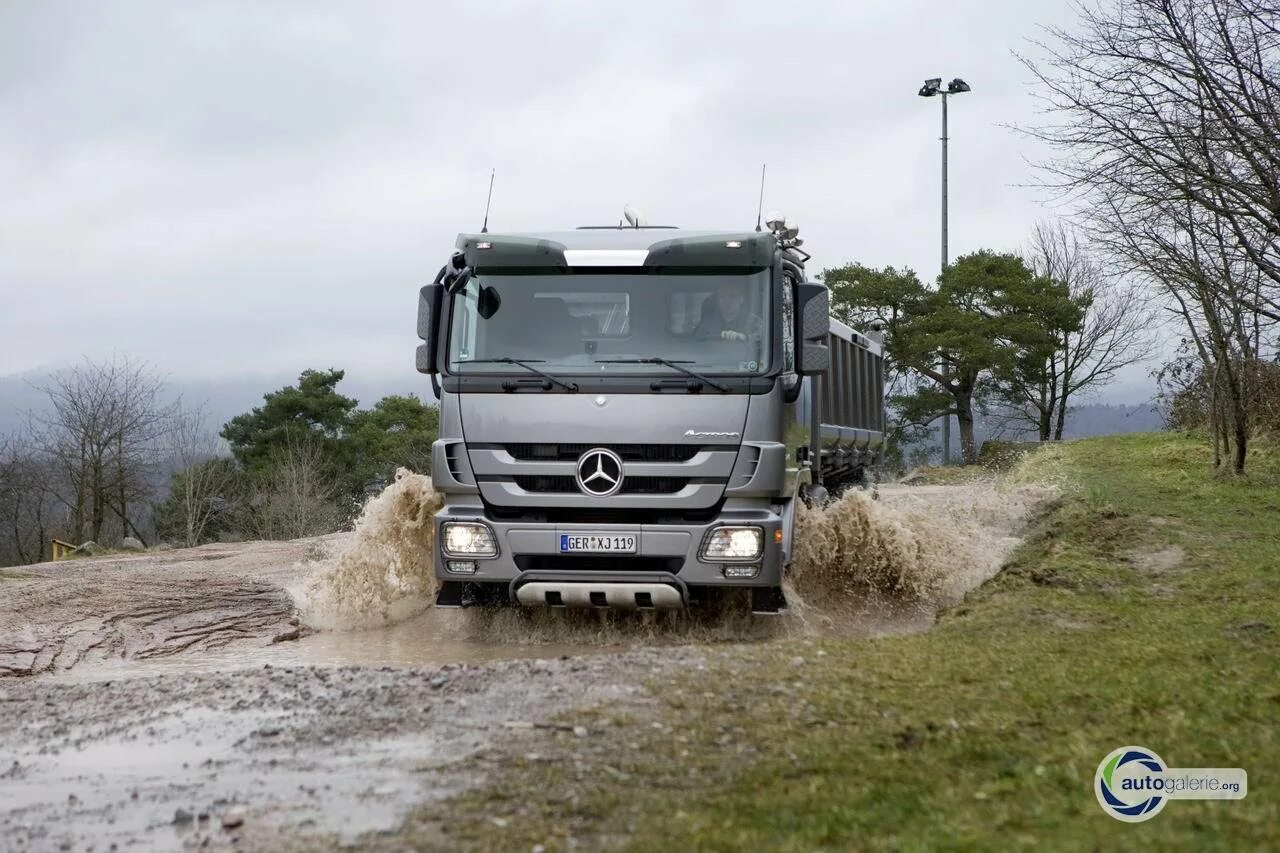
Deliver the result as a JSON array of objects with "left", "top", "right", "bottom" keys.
[{"left": 1, "top": 0, "right": 1155, "bottom": 396}]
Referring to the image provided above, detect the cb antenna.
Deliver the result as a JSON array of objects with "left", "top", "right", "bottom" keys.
[
  {"left": 480, "top": 168, "right": 495, "bottom": 233},
  {"left": 754, "top": 163, "right": 767, "bottom": 232}
]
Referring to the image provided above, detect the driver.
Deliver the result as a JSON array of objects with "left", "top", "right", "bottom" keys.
[{"left": 693, "top": 280, "right": 763, "bottom": 342}]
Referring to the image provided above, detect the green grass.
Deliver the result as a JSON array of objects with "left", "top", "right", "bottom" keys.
[{"left": 399, "top": 433, "right": 1279, "bottom": 850}]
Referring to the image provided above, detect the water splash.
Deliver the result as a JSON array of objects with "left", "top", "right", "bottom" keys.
[
  {"left": 792, "top": 480, "right": 1055, "bottom": 605},
  {"left": 445, "top": 591, "right": 791, "bottom": 646},
  {"left": 293, "top": 469, "right": 443, "bottom": 630},
  {"left": 293, "top": 470, "right": 1053, "bottom": 641}
]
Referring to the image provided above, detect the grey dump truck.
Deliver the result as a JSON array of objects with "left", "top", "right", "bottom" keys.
[{"left": 415, "top": 212, "right": 885, "bottom": 614}]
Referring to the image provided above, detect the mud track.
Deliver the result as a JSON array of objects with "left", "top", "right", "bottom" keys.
[{"left": 0, "top": 540, "right": 322, "bottom": 677}]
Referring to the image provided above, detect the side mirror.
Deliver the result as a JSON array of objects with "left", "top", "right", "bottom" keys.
[
  {"left": 416, "top": 283, "right": 444, "bottom": 374},
  {"left": 796, "top": 282, "right": 830, "bottom": 375}
]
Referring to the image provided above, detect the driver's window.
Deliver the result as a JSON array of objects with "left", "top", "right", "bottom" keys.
[{"left": 450, "top": 281, "right": 478, "bottom": 361}]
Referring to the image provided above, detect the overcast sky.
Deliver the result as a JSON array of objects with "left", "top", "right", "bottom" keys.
[{"left": 3, "top": 0, "right": 1146, "bottom": 392}]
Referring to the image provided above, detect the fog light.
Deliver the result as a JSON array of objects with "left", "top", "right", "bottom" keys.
[
  {"left": 441, "top": 522, "right": 497, "bottom": 557},
  {"left": 700, "top": 526, "right": 764, "bottom": 561},
  {"left": 446, "top": 560, "right": 477, "bottom": 574},
  {"left": 723, "top": 564, "right": 760, "bottom": 579}
]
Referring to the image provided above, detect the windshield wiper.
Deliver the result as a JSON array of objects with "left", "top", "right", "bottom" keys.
[
  {"left": 595, "top": 358, "right": 731, "bottom": 393},
  {"left": 464, "top": 357, "right": 579, "bottom": 393}
]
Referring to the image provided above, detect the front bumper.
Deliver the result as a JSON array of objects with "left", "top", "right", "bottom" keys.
[{"left": 432, "top": 500, "right": 785, "bottom": 592}]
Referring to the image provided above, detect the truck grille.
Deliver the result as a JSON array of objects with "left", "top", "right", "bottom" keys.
[
  {"left": 513, "top": 475, "right": 690, "bottom": 495},
  {"left": 621, "top": 477, "right": 690, "bottom": 494},
  {"left": 505, "top": 443, "right": 704, "bottom": 463}
]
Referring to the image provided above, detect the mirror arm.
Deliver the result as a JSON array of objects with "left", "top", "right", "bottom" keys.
[{"left": 442, "top": 250, "right": 472, "bottom": 294}]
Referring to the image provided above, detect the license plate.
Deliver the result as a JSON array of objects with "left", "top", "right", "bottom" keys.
[{"left": 559, "top": 533, "right": 637, "bottom": 554}]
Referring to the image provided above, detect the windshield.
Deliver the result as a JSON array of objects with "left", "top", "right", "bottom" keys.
[{"left": 446, "top": 270, "right": 772, "bottom": 375}]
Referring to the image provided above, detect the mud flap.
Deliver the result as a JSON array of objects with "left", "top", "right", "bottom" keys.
[
  {"left": 435, "top": 581, "right": 465, "bottom": 609},
  {"left": 436, "top": 581, "right": 509, "bottom": 608},
  {"left": 751, "top": 586, "right": 788, "bottom": 616}
]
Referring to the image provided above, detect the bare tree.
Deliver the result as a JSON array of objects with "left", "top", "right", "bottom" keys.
[
  {"left": 250, "top": 435, "right": 339, "bottom": 541},
  {"left": 35, "top": 356, "right": 178, "bottom": 543},
  {"left": 1098, "top": 176, "right": 1274, "bottom": 469},
  {"left": 1020, "top": 0, "right": 1280, "bottom": 471},
  {"left": 1008, "top": 221, "right": 1157, "bottom": 440},
  {"left": 166, "top": 404, "right": 235, "bottom": 547},
  {"left": 0, "top": 434, "right": 64, "bottom": 566}
]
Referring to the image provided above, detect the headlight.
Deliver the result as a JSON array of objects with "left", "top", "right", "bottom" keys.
[
  {"left": 440, "top": 521, "right": 497, "bottom": 557},
  {"left": 700, "top": 526, "right": 764, "bottom": 561}
]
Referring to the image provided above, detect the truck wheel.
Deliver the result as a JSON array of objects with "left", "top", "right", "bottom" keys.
[{"left": 799, "top": 483, "right": 830, "bottom": 507}]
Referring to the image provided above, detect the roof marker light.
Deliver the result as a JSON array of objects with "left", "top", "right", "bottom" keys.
[
  {"left": 725, "top": 240, "right": 742, "bottom": 248},
  {"left": 476, "top": 241, "right": 493, "bottom": 249}
]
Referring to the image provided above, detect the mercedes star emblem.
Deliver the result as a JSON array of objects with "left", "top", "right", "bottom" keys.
[{"left": 575, "top": 447, "right": 624, "bottom": 497}]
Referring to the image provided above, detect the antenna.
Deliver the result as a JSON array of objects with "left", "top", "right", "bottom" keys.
[
  {"left": 754, "top": 164, "right": 767, "bottom": 232},
  {"left": 480, "top": 168, "right": 495, "bottom": 234}
]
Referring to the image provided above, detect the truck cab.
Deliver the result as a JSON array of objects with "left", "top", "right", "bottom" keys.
[{"left": 416, "top": 220, "right": 884, "bottom": 614}]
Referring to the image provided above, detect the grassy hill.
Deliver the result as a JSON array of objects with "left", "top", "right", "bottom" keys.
[{"left": 401, "top": 433, "right": 1279, "bottom": 850}]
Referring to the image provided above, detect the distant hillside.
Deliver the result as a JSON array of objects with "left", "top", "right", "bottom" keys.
[
  {"left": 898, "top": 402, "right": 1166, "bottom": 468},
  {"left": 1058, "top": 402, "right": 1164, "bottom": 438}
]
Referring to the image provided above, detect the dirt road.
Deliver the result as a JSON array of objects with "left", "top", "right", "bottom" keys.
[{"left": 0, "top": 478, "right": 1049, "bottom": 850}]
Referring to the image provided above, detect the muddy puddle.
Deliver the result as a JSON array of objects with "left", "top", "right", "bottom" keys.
[
  {"left": 34, "top": 608, "right": 616, "bottom": 683},
  {"left": 38, "top": 591, "right": 935, "bottom": 685}
]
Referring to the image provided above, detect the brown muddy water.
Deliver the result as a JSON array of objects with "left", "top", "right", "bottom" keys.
[
  {"left": 285, "top": 470, "right": 1049, "bottom": 657},
  {"left": 0, "top": 472, "right": 1053, "bottom": 850}
]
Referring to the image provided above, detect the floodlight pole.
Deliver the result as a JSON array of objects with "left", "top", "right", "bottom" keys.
[
  {"left": 940, "top": 90, "right": 951, "bottom": 465},
  {"left": 919, "top": 76, "right": 968, "bottom": 465},
  {"left": 941, "top": 91, "right": 949, "bottom": 279}
]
